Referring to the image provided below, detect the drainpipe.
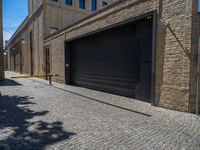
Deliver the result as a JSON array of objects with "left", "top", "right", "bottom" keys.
[{"left": 196, "top": 37, "right": 200, "bottom": 115}]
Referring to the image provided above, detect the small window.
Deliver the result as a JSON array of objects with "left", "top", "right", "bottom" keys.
[
  {"left": 52, "top": 0, "right": 58, "bottom": 2},
  {"left": 65, "top": 0, "right": 72, "bottom": 6},
  {"left": 91, "top": 0, "right": 97, "bottom": 12},
  {"left": 79, "top": 0, "right": 85, "bottom": 9},
  {"left": 102, "top": 1, "right": 108, "bottom": 7}
]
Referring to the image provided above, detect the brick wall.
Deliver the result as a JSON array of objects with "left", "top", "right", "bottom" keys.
[
  {"left": 28, "top": 9, "right": 44, "bottom": 76},
  {"left": 50, "top": 35, "right": 65, "bottom": 83},
  {"left": 157, "top": 0, "right": 193, "bottom": 112},
  {"left": 43, "top": 2, "right": 89, "bottom": 37}
]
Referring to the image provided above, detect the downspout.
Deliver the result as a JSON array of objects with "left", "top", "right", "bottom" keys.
[{"left": 196, "top": 37, "right": 200, "bottom": 115}]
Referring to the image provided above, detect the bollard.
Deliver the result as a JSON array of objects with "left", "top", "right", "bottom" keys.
[
  {"left": 48, "top": 74, "right": 59, "bottom": 85},
  {"left": 48, "top": 74, "right": 54, "bottom": 85}
]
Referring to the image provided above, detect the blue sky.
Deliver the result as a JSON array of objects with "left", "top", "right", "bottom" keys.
[{"left": 3, "top": 0, "right": 28, "bottom": 43}]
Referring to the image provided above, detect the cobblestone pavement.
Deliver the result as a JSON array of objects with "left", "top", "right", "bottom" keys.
[{"left": 0, "top": 72, "right": 200, "bottom": 150}]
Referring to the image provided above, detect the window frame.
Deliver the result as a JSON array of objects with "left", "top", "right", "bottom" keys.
[
  {"left": 79, "top": 0, "right": 85, "bottom": 9},
  {"left": 91, "top": 0, "right": 97, "bottom": 12}
]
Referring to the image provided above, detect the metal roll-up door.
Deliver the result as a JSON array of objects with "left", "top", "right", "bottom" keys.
[{"left": 66, "top": 18, "right": 153, "bottom": 101}]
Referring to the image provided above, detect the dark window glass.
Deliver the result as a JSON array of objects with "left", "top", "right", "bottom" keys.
[
  {"left": 102, "top": 1, "right": 108, "bottom": 7},
  {"left": 198, "top": 0, "right": 200, "bottom": 13},
  {"left": 91, "top": 0, "right": 97, "bottom": 12},
  {"left": 79, "top": 0, "right": 85, "bottom": 9},
  {"left": 52, "top": 0, "right": 58, "bottom": 2},
  {"left": 65, "top": 0, "right": 72, "bottom": 5}
]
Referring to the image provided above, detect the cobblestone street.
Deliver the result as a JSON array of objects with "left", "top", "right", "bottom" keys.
[{"left": 0, "top": 72, "right": 200, "bottom": 150}]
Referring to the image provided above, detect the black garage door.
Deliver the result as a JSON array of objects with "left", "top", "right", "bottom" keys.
[{"left": 65, "top": 18, "right": 153, "bottom": 102}]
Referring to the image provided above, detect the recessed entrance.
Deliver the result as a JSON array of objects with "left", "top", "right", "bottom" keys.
[{"left": 65, "top": 14, "right": 155, "bottom": 103}]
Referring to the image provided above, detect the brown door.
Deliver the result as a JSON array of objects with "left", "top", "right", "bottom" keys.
[
  {"left": 30, "top": 32, "right": 33, "bottom": 76},
  {"left": 20, "top": 43, "right": 22, "bottom": 74},
  {"left": 45, "top": 47, "right": 50, "bottom": 80},
  {"left": 14, "top": 52, "right": 16, "bottom": 71}
]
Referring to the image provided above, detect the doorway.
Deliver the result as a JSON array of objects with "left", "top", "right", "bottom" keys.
[
  {"left": 44, "top": 47, "right": 50, "bottom": 80},
  {"left": 65, "top": 14, "right": 156, "bottom": 102},
  {"left": 30, "top": 31, "right": 33, "bottom": 76}
]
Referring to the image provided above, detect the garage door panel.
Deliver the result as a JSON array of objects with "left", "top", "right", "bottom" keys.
[
  {"left": 71, "top": 80, "right": 135, "bottom": 97},
  {"left": 71, "top": 73, "right": 135, "bottom": 82},
  {"left": 71, "top": 75, "right": 136, "bottom": 89}
]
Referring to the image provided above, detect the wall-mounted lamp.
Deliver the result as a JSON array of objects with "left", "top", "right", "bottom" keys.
[
  {"left": 3, "top": 52, "right": 7, "bottom": 56},
  {"left": 21, "top": 39, "right": 26, "bottom": 44}
]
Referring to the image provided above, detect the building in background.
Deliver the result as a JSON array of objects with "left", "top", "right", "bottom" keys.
[
  {"left": 0, "top": 0, "right": 4, "bottom": 80},
  {"left": 5, "top": 0, "right": 114, "bottom": 77},
  {"left": 5, "top": 0, "right": 200, "bottom": 113}
]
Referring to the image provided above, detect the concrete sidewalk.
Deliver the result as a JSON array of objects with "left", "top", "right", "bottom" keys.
[{"left": 0, "top": 71, "right": 200, "bottom": 150}]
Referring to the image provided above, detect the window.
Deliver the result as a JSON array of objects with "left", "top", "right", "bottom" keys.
[
  {"left": 65, "top": 0, "right": 72, "bottom": 6},
  {"left": 52, "top": 0, "right": 58, "bottom": 2},
  {"left": 91, "top": 0, "right": 97, "bottom": 12},
  {"left": 198, "top": 0, "right": 200, "bottom": 13},
  {"left": 79, "top": 0, "right": 85, "bottom": 9},
  {"left": 102, "top": 1, "right": 108, "bottom": 7}
]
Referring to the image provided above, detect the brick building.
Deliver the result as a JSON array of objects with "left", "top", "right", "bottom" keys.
[
  {"left": 6, "top": 0, "right": 200, "bottom": 113},
  {"left": 0, "top": 0, "right": 4, "bottom": 80}
]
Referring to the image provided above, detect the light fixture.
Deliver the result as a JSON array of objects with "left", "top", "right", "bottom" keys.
[
  {"left": 21, "top": 39, "right": 26, "bottom": 44},
  {"left": 147, "top": 16, "right": 152, "bottom": 20}
]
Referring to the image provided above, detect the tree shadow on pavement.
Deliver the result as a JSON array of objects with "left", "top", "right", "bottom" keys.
[
  {"left": 0, "top": 95, "right": 75, "bottom": 150},
  {"left": 0, "top": 79, "right": 22, "bottom": 86}
]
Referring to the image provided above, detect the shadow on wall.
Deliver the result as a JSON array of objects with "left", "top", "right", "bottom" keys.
[{"left": 0, "top": 95, "right": 75, "bottom": 150}]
